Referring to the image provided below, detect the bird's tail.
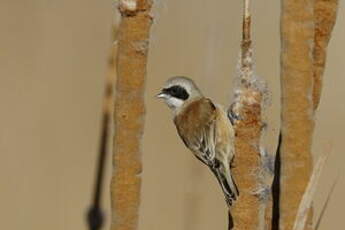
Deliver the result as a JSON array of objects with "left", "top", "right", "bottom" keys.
[{"left": 211, "top": 160, "right": 239, "bottom": 207}]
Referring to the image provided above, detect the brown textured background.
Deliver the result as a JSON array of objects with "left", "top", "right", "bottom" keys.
[{"left": 0, "top": 1, "right": 344, "bottom": 230}]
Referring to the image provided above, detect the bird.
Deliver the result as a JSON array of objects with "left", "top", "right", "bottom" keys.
[{"left": 156, "top": 76, "right": 238, "bottom": 207}]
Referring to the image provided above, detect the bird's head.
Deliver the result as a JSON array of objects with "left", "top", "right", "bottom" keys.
[{"left": 157, "top": 76, "right": 202, "bottom": 111}]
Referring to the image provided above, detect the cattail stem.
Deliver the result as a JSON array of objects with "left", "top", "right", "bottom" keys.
[
  {"left": 111, "top": 1, "right": 153, "bottom": 230},
  {"left": 228, "top": 0, "right": 269, "bottom": 229},
  {"left": 279, "top": 0, "right": 339, "bottom": 229},
  {"left": 279, "top": 0, "right": 315, "bottom": 228},
  {"left": 313, "top": 0, "right": 339, "bottom": 111}
]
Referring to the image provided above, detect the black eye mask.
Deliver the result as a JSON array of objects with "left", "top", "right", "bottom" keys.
[{"left": 162, "top": 85, "right": 189, "bottom": 100}]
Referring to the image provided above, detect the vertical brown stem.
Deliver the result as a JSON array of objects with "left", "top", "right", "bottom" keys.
[
  {"left": 111, "top": 1, "right": 153, "bottom": 230},
  {"left": 87, "top": 27, "right": 118, "bottom": 230},
  {"left": 229, "top": 1, "right": 269, "bottom": 229},
  {"left": 313, "top": 0, "right": 339, "bottom": 111},
  {"left": 279, "top": 0, "right": 315, "bottom": 230},
  {"left": 230, "top": 89, "right": 264, "bottom": 230},
  {"left": 279, "top": 0, "right": 339, "bottom": 229},
  {"left": 301, "top": 1, "right": 338, "bottom": 229},
  {"left": 307, "top": 2, "right": 338, "bottom": 228}
]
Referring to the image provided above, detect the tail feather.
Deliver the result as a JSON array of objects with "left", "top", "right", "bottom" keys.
[{"left": 211, "top": 160, "right": 238, "bottom": 207}]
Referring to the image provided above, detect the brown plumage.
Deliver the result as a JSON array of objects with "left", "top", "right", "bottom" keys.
[
  {"left": 174, "top": 98, "right": 216, "bottom": 157},
  {"left": 157, "top": 77, "right": 238, "bottom": 206}
]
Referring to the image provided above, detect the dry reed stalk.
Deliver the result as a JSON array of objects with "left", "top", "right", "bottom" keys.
[
  {"left": 279, "top": 0, "right": 339, "bottom": 229},
  {"left": 307, "top": 2, "right": 338, "bottom": 229},
  {"left": 306, "top": 1, "right": 338, "bottom": 229},
  {"left": 111, "top": 1, "right": 153, "bottom": 230},
  {"left": 104, "top": 39, "right": 118, "bottom": 119},
  {"left": 230, "top": 88, "right": 263, "bottom": 230},
  {"left": 229, "top": 1, "right": 270, "bottom": 229},
  {"left": 315, "top": 173, "right": 339, "bottom": 230},
  {"left": 279, "top": 0, "right": 315, "bottom": 230},
  {"left": 293, "top": 154, "right": 328, "bottom": 230},
  {"left": 313, "top": 0, "right": 339, "bottom": 111},
  {"left": 87, "top": 28, "right": 118, "bottom": 230}
]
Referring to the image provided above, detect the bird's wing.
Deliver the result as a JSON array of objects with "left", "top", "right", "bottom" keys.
[
  {"left": 174, "top": 98, "right": 217, "bottom": 165},
  {"left": 174, "top": 98, "right": 239, "bottom": 206}
]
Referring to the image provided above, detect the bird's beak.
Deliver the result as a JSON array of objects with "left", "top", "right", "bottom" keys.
[{"left": 156, "top": 91, "right": 167, "bottom": 99}]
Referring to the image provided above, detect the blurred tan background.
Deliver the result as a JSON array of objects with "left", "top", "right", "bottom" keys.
[{"left": 0, "top": 1, "right": 344, "bottom": 230}]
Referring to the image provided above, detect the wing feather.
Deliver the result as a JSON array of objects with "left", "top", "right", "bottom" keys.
[
  {"left": 174, "top": 98, "right": 217, "bottom": 164},
  {"left": 174, "top": 98, "right": 238, "bottom": 205}
]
